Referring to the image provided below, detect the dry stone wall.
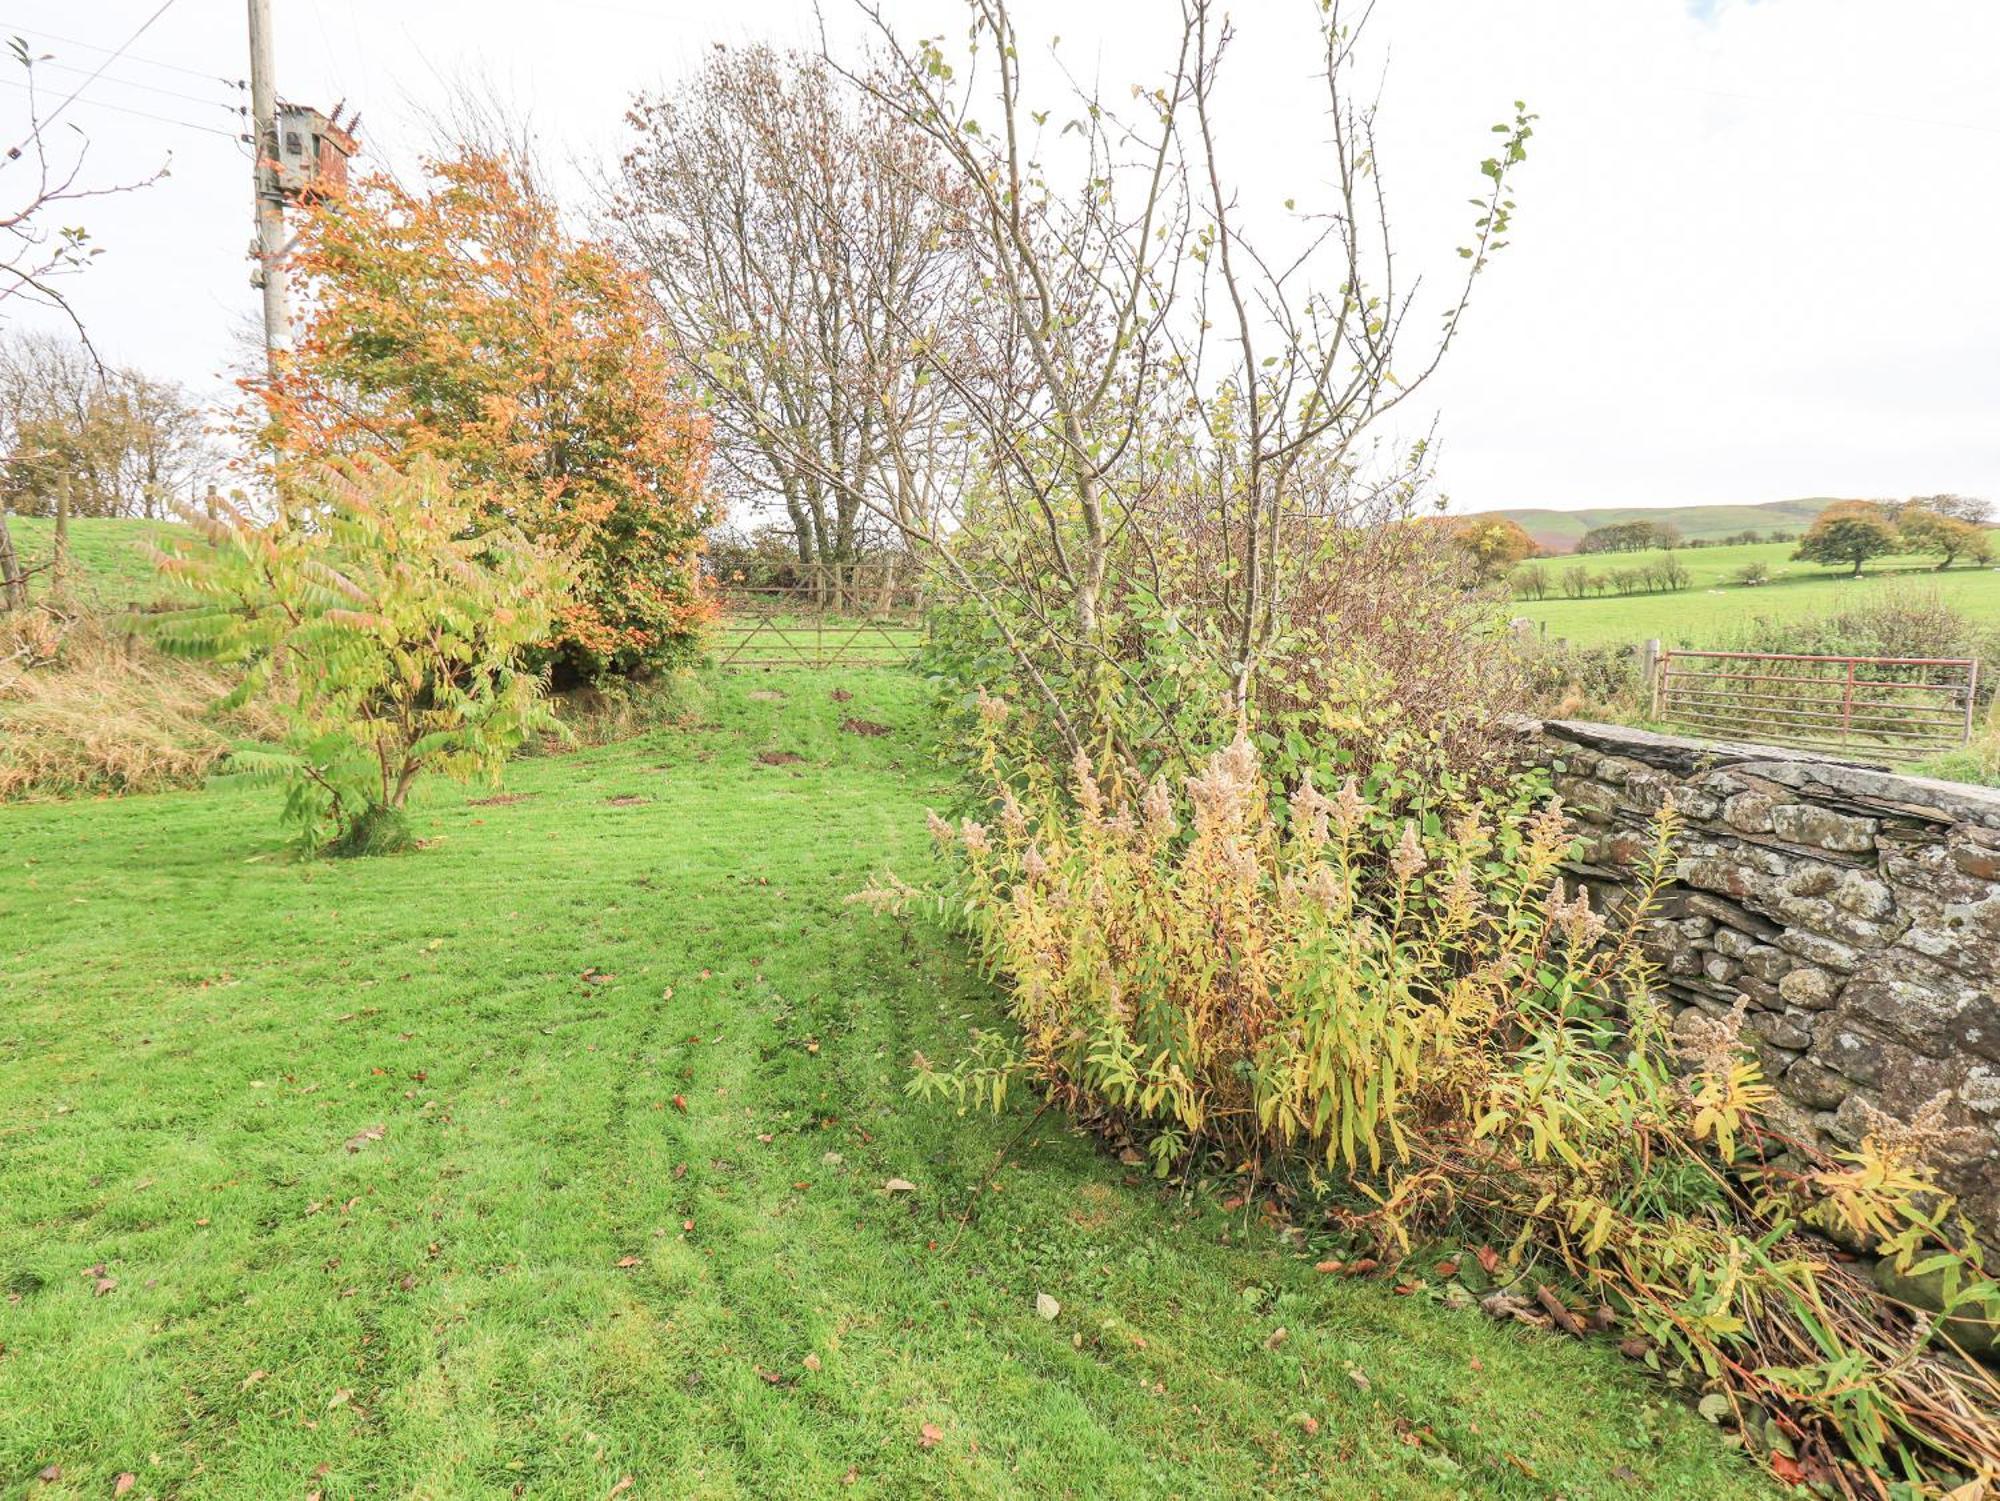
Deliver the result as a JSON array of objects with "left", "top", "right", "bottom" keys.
[{"left": 1524, "top": 719, "right": 2000, "bottom": 1241}]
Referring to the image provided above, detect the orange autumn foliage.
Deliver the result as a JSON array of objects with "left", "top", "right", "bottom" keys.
[{"left": 250, "top": 149, "right": 713, "bottom": 683}]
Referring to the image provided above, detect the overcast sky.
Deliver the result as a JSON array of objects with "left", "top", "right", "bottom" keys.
[{"left": 4, "top": 0, "right": 1996, "bottom": 515}]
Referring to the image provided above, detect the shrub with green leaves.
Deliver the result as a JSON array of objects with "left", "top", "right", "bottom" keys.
[
  {"left": 870, "top": 703, "right": 2000, "bottom": 1490},
  {"left": 149, "top": 458, "right": 564, "bottom": 852}
]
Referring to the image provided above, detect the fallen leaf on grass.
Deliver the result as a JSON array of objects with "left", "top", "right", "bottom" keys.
[
  {"left": 1296, "top": 1414, "right": 1320, "bottom": 1436},
  {"left": 1312, "top": 1259, "right": 1342, "bottom": 1274},
  {"left": 1035, "top": 1293, "right": 1060, "bottom": 1320},
  {"left": 840, "top": 1467, "right": 859, "bottom": 1485},
  {"left": 608, "top": 1478, "right": 635, "bottom": 1499},
  {"left": 616, "top": 1256, "right": 642, "bottom": 1269},
  {"left": 671, "top": 1095, "right": 688, "bottom": 1113},
  {"left": 37, "top": 1467, "right": 60, "bottom": 1483},
  {"left": 1263, "top": 1326, "right": 1288, "bottom": 1351},
  {"left": 883, "top": 1178, "right": 916, "bottom": 1194},
  {"left": 1474, "top": 1244, "right": 1501, "bottom": 1276},
  {"left": 1347, "top": 1366, "right": 1370, "bottom": 1391},
  {"left": 114, "top": 1475, "right": 136, "bottom": 1496},
  {"left": 918, "top": 1422, "right": 943, "bottom": 1449},
  {"left": 327, "top": 1389, "right": 351, "bottom": 1410},
  {"left": 1434, "top": 1258, "right": 1459, "bottom": 1278},
  {"left": 803, "top": 1353, "right": 822, "bottom": 1372},
  {"left": 343, "top": 1124, "right": 386, "bottom": 1154},
  {"left": 241, "top": 1369, "right": 267, "bottom": 1390}
]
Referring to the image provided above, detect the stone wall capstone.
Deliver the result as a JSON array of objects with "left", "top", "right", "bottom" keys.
[{"left": 1522, "top": 718, "right": 2000, "bottom": 1242}]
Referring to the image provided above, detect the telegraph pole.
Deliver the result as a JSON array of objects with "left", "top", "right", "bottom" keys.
[{"left": 246, "top": 0, "right": 289, "bottom": 373}]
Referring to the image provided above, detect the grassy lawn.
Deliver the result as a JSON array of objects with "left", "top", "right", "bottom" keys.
[
  {"left": 0, "top": 670, "right": 1773, "bottom": 1499},
  {"left": 1513, "top": 539, "right": 2000, "bottom": 648}
]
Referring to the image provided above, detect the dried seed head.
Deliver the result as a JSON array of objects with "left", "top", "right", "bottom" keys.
[
  {"left": 1070, "top": 748, "right": 1104, "bottom": 818},
  {"left": 1022, "top": 843, "right": 1049, "bottom": 883},
  {"left": 975, "top": 688, "right": 1011, "bottom": 725},
  {"left": 1331, "top": 776, "right": 1369, "bottom": 838},
  {"left": 959, "top": 819, "right": 991, "bottom": 857},
  {"left": 1527, "top": 798, "right": 1572, "bottom": 858},
  {"left": 1187, "top": 738, "right": 1256, "bottom": 835},
  {"left": 1290, "top": 770, "right": 1333, "bottom": 845},
  {"left": 1219, "top": 727, "right": 1259, "bottom": 788},
  {"left": 1673, "top": 997, "right": 1750, "bottom": 1078},
  {"left": 1389, "top": 820, "right": 1428, "bottom": 884},
  {"left": 926, "top": 809, "right": 954, "bottom": 847},
  {"left": 1440, "top": 861, "right": 1480, "bottom": 929},
  {"left": 1140, "top": 776, "right": 1178, "bottom": 844},
  {"left": 1304, "top": 863, "right": 1345, "bottom": 910},
  {"left": 1546, "top": 877, "right": 1608, "bottom": 949},
  {"left": 997, "top": 785, "right": 1028, "bottom": 842}
]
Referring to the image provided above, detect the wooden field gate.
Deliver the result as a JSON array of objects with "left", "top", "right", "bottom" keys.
[{"left": 1650, "top": 648, "right": 1981, "bottom": 762}]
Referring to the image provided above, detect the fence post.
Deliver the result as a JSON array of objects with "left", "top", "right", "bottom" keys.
[
  {"left": 1965, "top": 659, "right": 1981, "bottom": 747},
  {"left": 1840, "top": 659, "right": 1855, "bottom": 745},
  {"left": 1642, "top": 639, "right": 1663, "bottom": 721}
]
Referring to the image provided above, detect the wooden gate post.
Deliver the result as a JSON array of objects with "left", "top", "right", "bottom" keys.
[{"left": 1642, "top": 639, "right": 1663, "bottom": 720}]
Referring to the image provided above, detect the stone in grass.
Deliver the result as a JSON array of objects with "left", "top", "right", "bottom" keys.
[{"left": 1035, "top": 1292, "right": 1060, "bottom": 1320}]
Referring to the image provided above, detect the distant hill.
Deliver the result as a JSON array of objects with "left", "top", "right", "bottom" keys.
[{"left": 1485, "top": 499, "right": 1839, "bottom": 555}]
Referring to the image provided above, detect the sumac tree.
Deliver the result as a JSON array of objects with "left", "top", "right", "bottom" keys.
[{"left": 150, "top": 458, "right": 564, "bottom": 853}]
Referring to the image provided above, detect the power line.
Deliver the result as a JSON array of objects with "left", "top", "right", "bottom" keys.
[
  {"left": 0, "top": 75, "right": 240, "bottom": 141},
  {"left": 35, "top": 57, "right": 242, "bottom": 115},
  {"left": 6, "top": 0, "right": 184, "bottom": 150},
  {"left": 0, "top": 11, "right": 224, "bottom": 84}
]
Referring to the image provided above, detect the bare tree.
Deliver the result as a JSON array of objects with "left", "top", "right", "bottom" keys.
[
  {"left": 0, "top": 333, "right": 217, "bottom": 521},
  {"left": 812, "top": 0, "right": 1530, "bottom": 737},
  {"left": 619, "top": 47, "right": 971, "bottom": 601},
  {"left": 2, "top": 36, "right": 170, "bottom": 607}
]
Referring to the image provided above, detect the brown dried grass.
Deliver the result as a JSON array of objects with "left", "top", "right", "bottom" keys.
[{"left": 0, "top": 610, "right": 278, "bottom": 800}]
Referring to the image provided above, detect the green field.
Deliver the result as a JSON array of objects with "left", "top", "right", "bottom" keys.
[
  {"left": 5, "top": 514, "right": 182, "bottom": 611},
  {"left": 0, "top": 671, "right": 1772, "bottom": 1499},
  {"left": 1511, "top": 540, "right": 2000, "bottom": 649},
  {"left": 1487, "top": 499, "right": 1833, "bottom": 554}
]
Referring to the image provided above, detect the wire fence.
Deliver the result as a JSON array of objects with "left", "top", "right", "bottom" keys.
[{"left": 1651, "top": 649, "right": 1980, "bottom": 762}]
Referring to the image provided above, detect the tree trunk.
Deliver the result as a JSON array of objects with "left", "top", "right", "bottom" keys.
[
  {"left": 0, "top": 506, "right": 24, "bottom": 610},
  {"left": 52, "top": 474, "right": 72, "bottom": 601}
]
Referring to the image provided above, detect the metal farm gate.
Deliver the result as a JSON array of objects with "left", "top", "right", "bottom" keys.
[
  {"left": 1651, "top": 649, "right": 1980, "bottom": 762},
  {"left": 710, "top": 570, "right": 927, "bottom": 671}
]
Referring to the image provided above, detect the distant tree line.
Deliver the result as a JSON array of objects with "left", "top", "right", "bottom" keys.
[
  {"left": 1512, "top": 555, "right": 1691, "bottom": 600},
  {"left": 1575, "top": 520, "right": 1680, "bottom": 553},
  {"left": 0, "top": 332, "right": 220, "bottom": 522}
]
